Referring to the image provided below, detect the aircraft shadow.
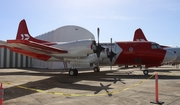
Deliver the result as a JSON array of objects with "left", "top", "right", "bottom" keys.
[{"left": 1, "top": 67, "right": 180, "bottom": 101}]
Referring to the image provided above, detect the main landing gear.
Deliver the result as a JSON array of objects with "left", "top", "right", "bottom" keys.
[
  {"left": 69, "top": 69, "right": 78, "bottom": 76},
  {"left": 93, "top": 66, "right": 100, "bottom": 72},
  {"left": 68, "top": 66, "right": 100, "bottom": 76}
]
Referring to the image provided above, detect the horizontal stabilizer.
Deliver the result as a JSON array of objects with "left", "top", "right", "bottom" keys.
[{"left": 7, "top": 40, "right": 68, "bottom": 54}]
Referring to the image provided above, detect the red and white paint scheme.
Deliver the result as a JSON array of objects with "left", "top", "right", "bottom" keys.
[
  {"left": 0, "top": 20, "right": 177, "bottom": 76},
  {"left": 133, "top": 28, "right": 180, "bottom": 64},
  {"left": 98, "top": 41, "right": 176, "bottom": 75}
]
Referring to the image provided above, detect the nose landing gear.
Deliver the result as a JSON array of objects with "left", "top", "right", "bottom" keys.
[{"left": 143, "top": 70, "right": 149, "bottom": 75}]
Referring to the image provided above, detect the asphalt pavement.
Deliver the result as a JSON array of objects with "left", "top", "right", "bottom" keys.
[{"left": 0, "top": 65, "right": 180, "bottom": 105}]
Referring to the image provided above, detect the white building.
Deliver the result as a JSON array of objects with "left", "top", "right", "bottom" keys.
[{"left": 0, "top": 45, "right": 31, "bottom": 68}]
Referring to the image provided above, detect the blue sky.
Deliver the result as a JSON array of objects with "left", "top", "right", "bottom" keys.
[{"left": 0, "top": 0, "right": 180, "bottom": 46}]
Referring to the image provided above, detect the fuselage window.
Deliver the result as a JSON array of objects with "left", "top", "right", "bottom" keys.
[{"left": 129, "top": 47, "right": 133, "bottom": 52}]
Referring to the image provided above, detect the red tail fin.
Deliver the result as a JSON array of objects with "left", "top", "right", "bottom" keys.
[
  {"left": 16, "top": 19, "right": 50, "bottom": 43},
  {"left": 133, "top": 28, "right": 148, "bottom": 41}
]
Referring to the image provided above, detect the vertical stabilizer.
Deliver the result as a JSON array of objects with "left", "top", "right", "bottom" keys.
[
  {"left": 16, "top": 19, "right": 50, "bottom": 43},
  {"left": 133, "top": 28, "right": 148, "bottom": 41}
]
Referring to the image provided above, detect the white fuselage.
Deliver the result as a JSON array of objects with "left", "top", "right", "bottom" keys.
[{"left": 51, "top": 39, "right": 95, "bottom": 58}]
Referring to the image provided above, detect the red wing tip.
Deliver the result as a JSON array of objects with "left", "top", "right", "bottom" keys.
[{"left": 6, "top": 40, "right": 68, "bottom": 53}]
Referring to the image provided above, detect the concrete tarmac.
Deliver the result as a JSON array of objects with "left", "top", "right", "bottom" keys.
[{"left": 0, "top": 65, "right": 180, "bottom": 105}]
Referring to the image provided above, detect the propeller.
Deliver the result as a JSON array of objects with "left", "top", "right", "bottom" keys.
[
  {"left": 93, "top": 28, "right": 105, "bottom": 67},
  {"left": 107, "top": 38, "right": 116, "bottom": 70}
]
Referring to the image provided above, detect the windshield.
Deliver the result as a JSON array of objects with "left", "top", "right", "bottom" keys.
[{"left": 151, "top": 44, "right": 161, "bottom": 49}]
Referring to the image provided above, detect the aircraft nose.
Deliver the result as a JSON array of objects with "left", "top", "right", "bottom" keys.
[{"left": 163, "top": 50, "right": 177, "bottom": 63}]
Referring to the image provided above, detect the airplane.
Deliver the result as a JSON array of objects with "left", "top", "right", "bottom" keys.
[
  {"left": 133, "top": 28, "right": 180, "bottom": 67},
  {"left": 0, "top": 19, "right": 106, "bottom": 76},
  {"left": 0, "top": 20, "right": 177, "bottom": 76},
  {"left": 99, "top": 40, "right": 177, "bottom": 75}
]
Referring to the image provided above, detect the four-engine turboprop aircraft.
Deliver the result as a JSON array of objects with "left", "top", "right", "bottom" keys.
[
  {"left": 133, "top": 28, "right": 180, "bottom": 65},
  {"left": 0, "top": 20, "right": 177, "bottom": 76}
]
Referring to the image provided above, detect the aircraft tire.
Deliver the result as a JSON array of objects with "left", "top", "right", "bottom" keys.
[
  {"left": 93, "top": 67, "right": 100, "bottom": 72},
  {"left": 69, "top": 69, "right": 78, "bottom": 76},
  {"left": 143, "top": 70, "right": 149, "bottom": 75}
]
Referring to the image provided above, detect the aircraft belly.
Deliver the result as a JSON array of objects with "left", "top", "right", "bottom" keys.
[
  {"left": 64, "top": 55, "right": 97, "bottom": 63},
  {"left": 70, "top": 62, "right": 92, "bottom": 68},
  {"left": 47, "top": 57, "right": 64, "bottom": 61}
]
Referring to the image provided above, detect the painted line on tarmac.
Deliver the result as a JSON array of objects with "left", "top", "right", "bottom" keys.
[
  {"left": 3, "top": 72, "right": 179, "bottom": 97},
  {"left": 2, "top": 74, "right": 156, "bottom": 97}
]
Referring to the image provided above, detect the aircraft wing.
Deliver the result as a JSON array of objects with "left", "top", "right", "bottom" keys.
[{"left": 0, "top": 40, "right": 68, "bottom": 54}]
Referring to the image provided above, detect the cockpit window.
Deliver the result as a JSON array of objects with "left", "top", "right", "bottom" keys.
[
  {"left": 151, "top": 44, "right": 161, "bottom": 49},
  {"left": 151, "top": 44, "right": 157, "bottom": 49},
  {"left": 156, "top": 45, "right": 161, "bottom": 49}
]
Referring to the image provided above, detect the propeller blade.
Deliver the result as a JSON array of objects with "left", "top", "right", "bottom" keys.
[
  {"left": 95, "top": 27, "right": 105, "bottom": 68},
  {"left": 97, "top": 28, "right": 100, "bottom": 67},
  {"left": 97, "top": 28, "right": 100, "bottom": 45},
  {"left": 97, "top": 28, "right": 100, "bottom": 57},
  {"left": 96, "top": 28, "right": 105, "bottom": 55},
  {"left": 108, "top": 38, "right": 116, "bottom": 70}
]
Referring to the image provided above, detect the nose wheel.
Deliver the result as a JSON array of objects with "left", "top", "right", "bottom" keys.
[
  {"left": 143, "top": 70, "right": 149, "bottom": 75},
  {"left": 69, "top": 69, "right": 78, "bottom": 76}
]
